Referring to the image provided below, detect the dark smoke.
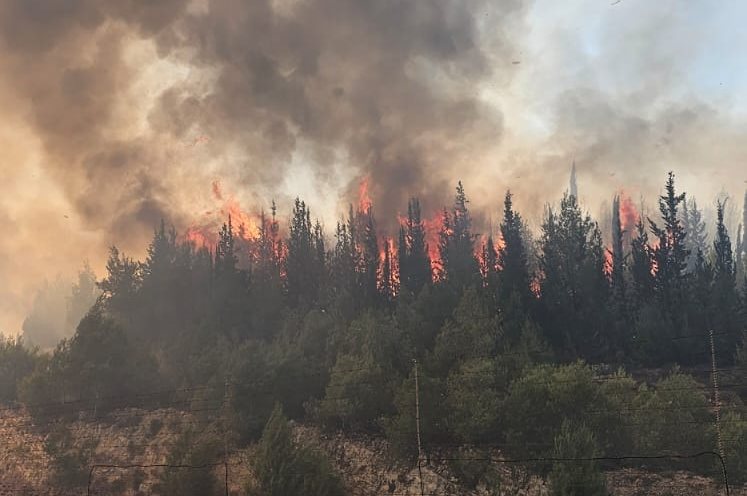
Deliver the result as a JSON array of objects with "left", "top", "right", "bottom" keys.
[{"left": 0, "top": 0, "right": 523, "bottom": 244}]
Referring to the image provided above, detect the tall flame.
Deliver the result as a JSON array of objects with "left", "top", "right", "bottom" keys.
[
  {"left": 604, "top": 248, "right": 614, "bottom": 277},
  {"left": 358, "top": 176, "right": 373, "bottom": 213},
  {"left": 619, "top": 192, "right": 639, "bottom": 234},
  {"left": 423, "top": 213, "right": 444, "bottom": 276}
]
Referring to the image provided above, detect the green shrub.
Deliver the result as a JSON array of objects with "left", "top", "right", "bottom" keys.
[
  {"left": 248, "top": 404, "right": 344, "bottom": 496},
  {"left": 631, "top": 372, "right": 715, "bottom": 472},
  {"left": 156, "top": 427, "right": 223, "bottom": 496},
  {"left": 721, "top": 410, "right": 747, "bottom": 484},
  {"left": 19, "top": 309, "right": 158, "bottom": 414},
  {"left": 446, "top": 447, "right": 491, "bottom": 489},
  {"left": 595, "top": 370, "right": 637, "bottom": 454},
  {"left": 44, "top": 424, "right": 98, "bottom": 490},
  {"left": 226, "top": 341, "right": 278, "bottom": 443},
  {"left": 384, "top": 370, "right": 447, "bottom": 459},
  {"left": 445, "top": 357, "right": 500, "bottom": 443},
  {"left": 502, "top": 362, "right": 604, "bottom": 458},
  {"left": 319, "top": 353, "right": 394, "bottom": 430},
  {"left": 0, "top": 336, "right": 39, "bottom": 403},
  {"left": 548, "top": 420, "right": 607, "bottom": 496},
  {"left": 149, "top": 418, "right": 164, "bottom": 437}
]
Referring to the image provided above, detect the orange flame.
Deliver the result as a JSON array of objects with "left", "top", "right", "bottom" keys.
[
  {"left": 423, "top": 213, "right": 444, "bottom": 276},
  {"left": 184, "top": 180, "right": 259, "bottom": 249},
  {"left": 395, "top": 210, "right": 443, "bottom": 278},
  {"left": 185, "top": 226, "right": 217, "bottom": 248},
  {"left": 358, "top": 176, "right": 373, "bottom": 213},
  {"left": 378, "top": 237, "right": 400, "bottom": 294},
  {"left": 530, "top": 277, "right": 542, "bottom": 298},
  {"left": 619, "top": 193, "right": 639, "bottom": 233},
  {"left": 604, "top": 247, "right": 613, "bottom": 278}
]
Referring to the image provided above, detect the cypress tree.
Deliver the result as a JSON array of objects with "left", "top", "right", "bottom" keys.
[{"left": 711, "top": 199, "right": 741, "bottom": 353}]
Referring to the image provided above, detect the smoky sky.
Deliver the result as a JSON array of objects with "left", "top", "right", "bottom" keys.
[
  {"left": 0, "top": 0, "right": 519, "bottom": 237},
  {"left": 1, "top": 0, "right": 746, "bottom": 333}
]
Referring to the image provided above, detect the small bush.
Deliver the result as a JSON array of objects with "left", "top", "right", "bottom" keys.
[
  {"left": 384, "top": 371, "right": 447, "bottom": 460},
  {"left": 721, "top": 410, "right": 747, "bottom": 484},
  {"left": 319, "top": 353, "right": 394, "bottom": 431},
  {"left": 446, "top": 447, "right": 491, "bottom": 489},
  {"left": 247, "top": 404, "right": 344, "bottom": 496},
  {"left": 155, "top": 427, "right": 223, "bottom": 496},
  {"left": 148, "top": 418, "right": 164, "bottom": 437},
  {"left": 548, "top": 420, "right": 607, "bottom": 496},
  {"left": 0, "top": 336, "right": 39, "bottom": 403},
  {"left": 502, "top": 362, "right": 603, "bottom": 459},
  {"left": 44, "top": 424, "right": 98, "bottom": 490},
  {"left": 631, "top": 372, "right": 715, "bottom": 472},
  {"left": 445, "top": 357, "right": 500, "bottom": 443}
]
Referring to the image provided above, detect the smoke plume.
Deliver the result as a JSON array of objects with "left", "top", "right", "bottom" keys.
[{"left": 0, "top": 0, "right": 746, "bottom": 333}]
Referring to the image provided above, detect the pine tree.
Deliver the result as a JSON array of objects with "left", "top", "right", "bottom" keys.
[
  {"left": 313, "top": 219, "right": 327, "bottom": 295},
  {"left": 399, "top": 198, "right": 431, "bottom": 295},
  {"left": 256, "top": 202, "right": 283, "bottom": 281},
  {"left": 481, "top": 235, "right": 499, "bottom": 296},
  {"left": 714, "top": 200, "right": 736, "bottom": 282},
  {"left": 548, "top": 421, "right": 607, "bottom": 496},
  {"left": 648, "top": 172, "right": 689, "bottom": 317},
  {"left": 538, "top": 194, "right": 608, "bottom": 358},
  {"left": 397, "top": 225, "right": 408, "bottom": 291},
  {"left": 357, "top": 207, "right": 379, "bottom": 306},
  {"left": 497, "top": 191, "right": 531, "bottom": 307},
  {"left": 249, "top": 405, "right": 344, "bottom": 496},
  {"left": 215, "top": 216, "right": 238, "bottom": 277},
  {"left": 608, "top": 195, "right": 631, "bottom": 356},
  {"left": 66, "top": 262, "right": 99, "bottom": 335},
  {"left": 379, "top": 237, "right": 397, "bottom": 305},
  {"left": 250, "top": 203, "right": 285, "bottom": 339},
  {"left": 286, "top": 199, "right": 324, "bottom": 306},
  {"left": 683, "top": 197, "right": 707, "bottom": 272},
  {"left": 99, "top": 246, "right": 141, "bottom": 322},
  {"left": 143, "top": 220, "right": 177, "bottom": 279},
  {"left": 736, "top": 191, "right": 747, "bottom": 289},
  {"left": 610, "top": 195, "right": 625, "bottom": 294},
  {"left": 212, "top": 216, "right": 251, "bottom": 340},
  {"left": 569, "top": 161, "right": 578, "bottom": 199},
  {"left": 630, "top": 218, "right": 654, "bottom": 303},
  {"left": 438, "top": 182, "right": 480, "bottom": 289},
  {"left": 711, "top": 199, "right": 741, "bottom": 353},
  {"left": 331, "top": 220, "right": 356, "bottom": 309}
]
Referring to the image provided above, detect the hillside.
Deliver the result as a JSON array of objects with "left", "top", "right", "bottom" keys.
[
  {"left": 1, "top": 174, "right": 746, "bottom": 495},
  {"left": 0, "top": 407, "right": 742, "bottom": 495}
]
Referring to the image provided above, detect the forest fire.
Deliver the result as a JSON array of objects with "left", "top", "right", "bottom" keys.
[
  {"left": 423, "top": 214, "right": 444, "bottom": 273},
  {"left": 619, "top": 193, "right": 639, "bottom": 233},
  {"left": 604, "top": 249, "right": 614, "bottom": 276},
  {"left": 184, "top": 180, "right": 259, "bottom": 248},
  {"left": 358, "top": 177, "right": 373, "bottom": 213}
]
